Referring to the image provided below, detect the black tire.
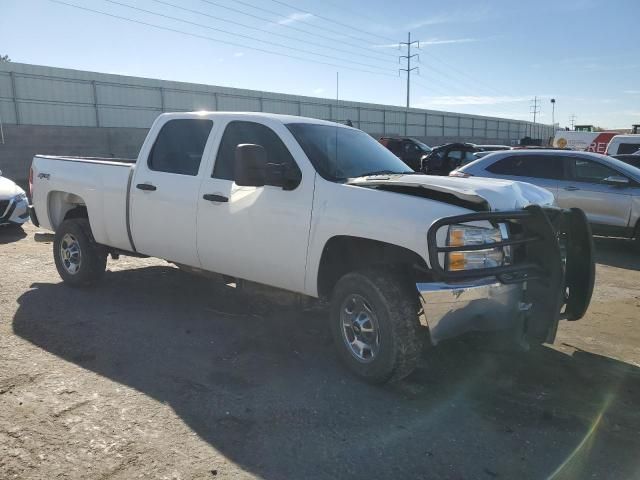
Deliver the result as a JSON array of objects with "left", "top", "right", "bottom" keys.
[
  {"left": 330, "top": 268, "right": 422, "bottom": 384},
  {"left": 53, "top": 218, "right": 107, "bottom": 287}
]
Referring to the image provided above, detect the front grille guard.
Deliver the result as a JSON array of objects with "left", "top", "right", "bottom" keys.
[{"left": 426, "top": 204, "right": 595, "bottom": 320}]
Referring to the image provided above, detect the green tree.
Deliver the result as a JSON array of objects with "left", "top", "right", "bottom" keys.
[{"left": 0, "top": 54, "right": 10, "bottom": 62}]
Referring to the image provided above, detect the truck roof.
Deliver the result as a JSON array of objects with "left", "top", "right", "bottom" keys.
[{"left": 157, "top": 111, "right": 353, "bottom": 128}]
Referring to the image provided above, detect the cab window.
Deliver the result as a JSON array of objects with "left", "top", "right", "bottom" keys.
[
  {"left": 213, "top": 121, "right": 300, "bottom": 185},
  {"left": 148, "top": 119, "right": 213, "bottom": 176}
]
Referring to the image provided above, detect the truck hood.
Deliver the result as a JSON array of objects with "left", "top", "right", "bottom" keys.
[
  {"left": 0, "top": 176, "right": 24, "bottom": 199},
  {"left": 348, "top": 174, "right": 555, "bottom": 211}
]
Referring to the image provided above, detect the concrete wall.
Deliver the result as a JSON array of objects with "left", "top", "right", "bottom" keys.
[{"left": 0, "top": 125, "right": 147, "bottom": 189}]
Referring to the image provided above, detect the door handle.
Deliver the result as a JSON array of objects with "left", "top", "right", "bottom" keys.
[
  {"left": 203, "top": 193, "right": 229, "bottom": 203},
  {"left": 136, "top": 183, "right": 157, "bottom": 191},
  {"left": 564, "top": 186, "right": 580, "bottom": 191}
]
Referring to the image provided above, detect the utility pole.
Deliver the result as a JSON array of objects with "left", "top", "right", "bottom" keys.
[
  {"left": 550, "top": 98, "right": 556, "bottom": 129},
  {"left": 399, "top": 32, "right": 419, "bottom": 135},
  {"left": 336, "top": 71, "right": 339, "bottom": 102},
  {"left": 570, "top": 113, "right": 577, "bottom": 130}
]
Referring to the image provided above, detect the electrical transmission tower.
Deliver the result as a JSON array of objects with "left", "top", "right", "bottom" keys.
[
  {"left": 529, "top": 96, "right": 541, "bottom": 138},
  {"left": 399, "top": 32, "right": 420, "bottom": 109},
  {"left": 530, "top": 96, "right": 540, "bottom": 124},
  {"left": 569, "top": 114, "right": 577, "bottom": 130}
]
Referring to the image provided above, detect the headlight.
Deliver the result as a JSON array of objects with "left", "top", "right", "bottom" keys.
[
  {"left": 446, "top": 224, "right": 510, "bottom": 271},
  {"left": 14, "top": 192, "right": 28, "bottom": 203}
]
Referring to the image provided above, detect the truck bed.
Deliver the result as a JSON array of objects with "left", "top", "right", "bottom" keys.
[{"left": 31, "top": 154, "right": 135, "bottom": 251}]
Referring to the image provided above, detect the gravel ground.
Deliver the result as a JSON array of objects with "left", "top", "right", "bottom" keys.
[{"left": 1, "top": 223, "right": 639, "bottom": 480}]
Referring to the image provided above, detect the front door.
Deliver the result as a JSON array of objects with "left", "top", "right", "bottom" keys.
[
  {"left": 196, "top": 120, "right": 314, "bottom": 293},
  {"left": 556, "top": 157, "right": 634, "bottom": 232},
  {"left": 130, "top": 118, "right": 213, "bottom": 266}
]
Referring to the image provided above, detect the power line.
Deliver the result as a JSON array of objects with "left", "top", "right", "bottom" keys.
[
  {"left": 149, "top": 0, "right": 394, "bottom": 66},
  {"left": 318, "top": 0, "right": 397, "bottom": 40},
  {"left": 49, "top": 0, "right": 398, "bottom": 77},
  {"left": 267, "top": 0, "right": 396, "bottom": 43},
  {"left": 197, "top": 0, "right": 398, "bottom": 61},
  {"left": 101, "top": 0, "right": 393, "bottom": 72}
]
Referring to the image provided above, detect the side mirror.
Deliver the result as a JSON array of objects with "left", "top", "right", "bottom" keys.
[
  {"left": 235, "top": 144, "right": 266, "bottom": 187},
  {"left": 604, "top": 175, "right": 630, "bottom": 186},
  {"left": 266, "top": 162, "right": 302, "bottom": 191}
]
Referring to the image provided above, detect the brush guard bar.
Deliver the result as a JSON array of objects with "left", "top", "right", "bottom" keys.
[{"left": 427, "top": 205, "right": 595, "bottom": 321}]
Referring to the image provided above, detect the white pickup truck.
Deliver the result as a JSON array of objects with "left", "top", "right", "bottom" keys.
[{"left": 30, "top": 112, "right": 595, "bottom": 383}]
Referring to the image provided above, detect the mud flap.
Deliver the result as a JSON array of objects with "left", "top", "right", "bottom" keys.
[{"left": 563, "top": 208, "right": 595, "bottom": 320}]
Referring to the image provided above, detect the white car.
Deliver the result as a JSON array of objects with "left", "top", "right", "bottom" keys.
[
  {"left": 0, "top": 170, "right": 29, "bottom": 228},
  {"left": 30, "top": 112, "right": 595, "bottom": 383}
]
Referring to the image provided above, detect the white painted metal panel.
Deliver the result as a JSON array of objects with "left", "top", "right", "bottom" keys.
[
  {"left": 98, "top": 107, "right": 159, "bottom": 128},
  {"left": 300, "top": 103, "right": 330, "bottom": 119},
  {"left": 96, "top": 84, "right": 161, "bottom": 108},
  {"left": 262, "top": 99, "right": 299, "bottom": 115},
  {"left": 14, "top": 75, "right": 94, "bottom": 104},
  {"left": 217, "top": 95, "right": 261, "bottom": 111},
  {"left": 359, "top": 109, "right": 384, "bottom": 123},
  {"left": 19, "top": 101, "right": 96, "bottom": 127},
  {"left": 407, "top": 113, "right": 425, "bottom": 126},
  {"left": 0, "top": 99, "right": 17, "bottom": 124},
  {"left": 163, "top": 90, "right": 216, "bottom": 111},
  {"left": 0, "top": 73, "right": 13, "bottom": 98}
]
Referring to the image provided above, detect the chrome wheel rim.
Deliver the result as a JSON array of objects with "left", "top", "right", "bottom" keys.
[
  {"left": 60, "top": 233, "right": 82, "bottom": 275},
  {"left": 340, "top": 294, "right": 380, "bottom": 363}
]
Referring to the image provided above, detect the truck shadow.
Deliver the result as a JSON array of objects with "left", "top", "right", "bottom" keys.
[
  {"left": 12, "top": 266, "right": 640, "bottom": 479},
  {"left": 594, "top": 236, "right": 640, "bottom": 271}
]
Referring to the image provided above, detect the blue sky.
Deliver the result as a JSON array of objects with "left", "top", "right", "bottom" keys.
[{"left": 1, "top": 0, "right": 638, "bottom": 128}]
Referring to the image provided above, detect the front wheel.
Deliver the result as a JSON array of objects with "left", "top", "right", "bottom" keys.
[
  {"left": 53, "top": 218, "right": 107, "bottom": 287},
  {"left": 330, "top": 268, "right": 423, "bottom": 384}
]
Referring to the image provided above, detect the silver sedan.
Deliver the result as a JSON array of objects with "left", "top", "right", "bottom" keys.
[{"left": 452, "top": 150, "right": 640, "bottom": 241}]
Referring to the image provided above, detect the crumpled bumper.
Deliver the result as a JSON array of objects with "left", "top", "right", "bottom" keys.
[
  {"left": 417, "top": 278, "right": 527, "bottom": 345},
  {"left": 0, "top": 196, "right": 29, "bottom": 226}
]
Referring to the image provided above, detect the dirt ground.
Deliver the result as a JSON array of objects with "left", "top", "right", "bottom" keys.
[{"left": 1, "top": 223, "right": 639, "bottom": 480}]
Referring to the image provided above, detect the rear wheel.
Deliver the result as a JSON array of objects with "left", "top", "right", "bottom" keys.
[
  {"left": 330, "top": 268, "right": 422, "bottom": 384},
  {"left": 53, "top": 218, "right": 107, "bottom": 287}
]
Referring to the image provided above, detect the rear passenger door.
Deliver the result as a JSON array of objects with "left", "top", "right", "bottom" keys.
[
  {"left": 484, "top": 154, "right": 563, "bottom": 198},
  {"left": 130, "top": 118, "right": 213, "bottom": 267},
  {"left": 556, "top": 157, "right": 633, "bottom": 231}
]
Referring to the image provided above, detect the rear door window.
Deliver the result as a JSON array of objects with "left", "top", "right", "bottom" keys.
[
  {"left": 487, "top": 155, "right": 563, "bottom": 179},
  {"left": 148, "top": 119, "right": 213, "bottom": 176}
]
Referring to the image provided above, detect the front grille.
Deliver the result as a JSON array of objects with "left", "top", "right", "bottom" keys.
[{"left": 0, "top": 199, "right": 10, "bottom": 218}]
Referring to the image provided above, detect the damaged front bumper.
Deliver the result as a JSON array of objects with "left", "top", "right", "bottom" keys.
[
  {"left": 418, "top": 205, "right": 595, "bottom": 345},
  {"left": 418, "top": 278, "right": 528, "bottom": 345}
]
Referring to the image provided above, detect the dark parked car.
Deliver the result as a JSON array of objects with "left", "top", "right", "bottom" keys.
[
  {"left": 612, "top": 154, "right": 640, "bottom": 169},
  {"left": 378, "top": 137, "right": 431, "bottom": 171},
  {"left": 421, "top": 143, "right": 479, "bottom": 175}
]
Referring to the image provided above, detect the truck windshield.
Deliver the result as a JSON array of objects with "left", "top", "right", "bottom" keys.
[{"left": 286, "top": 123, "right": 414, "bottom": 181}]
